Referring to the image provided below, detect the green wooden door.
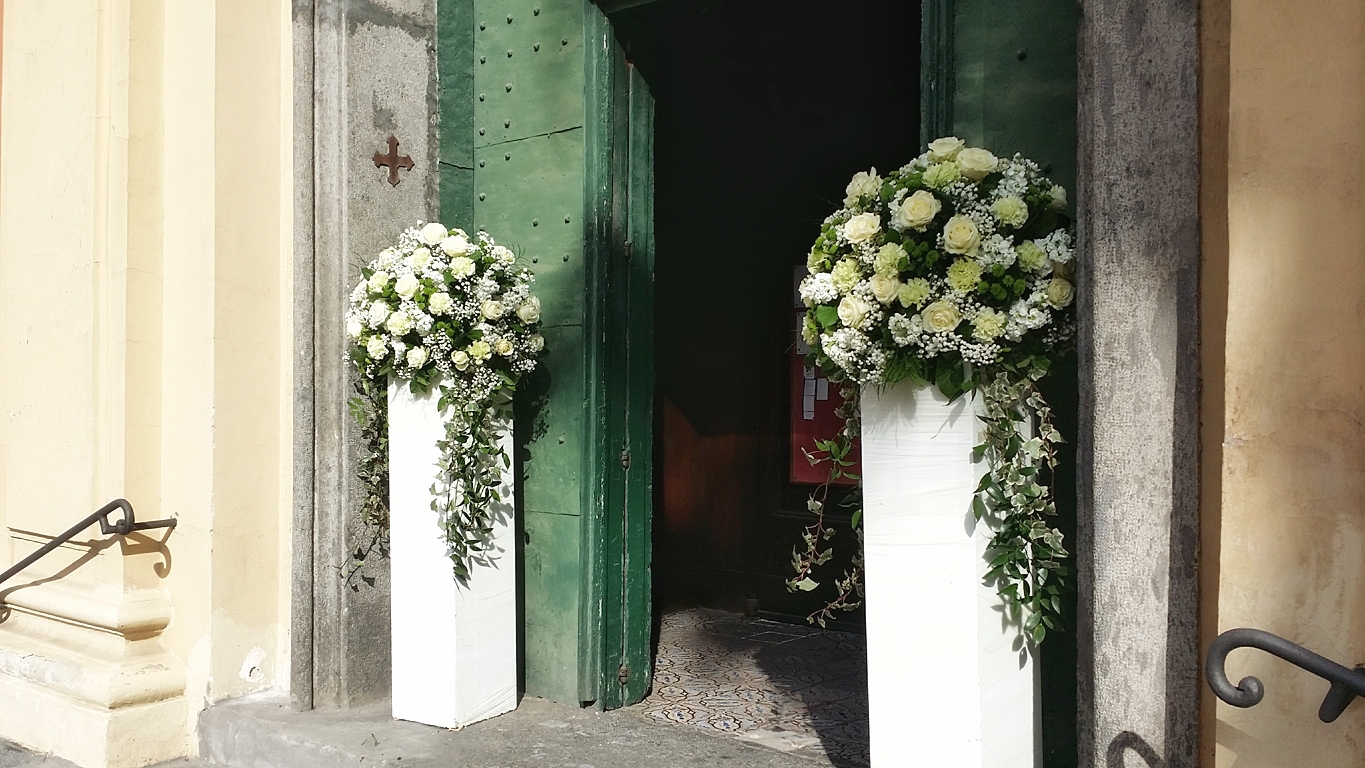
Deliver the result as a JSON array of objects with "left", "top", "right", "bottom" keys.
[{"left": 589, "top": 10, "right": 656, "bottom": 709}]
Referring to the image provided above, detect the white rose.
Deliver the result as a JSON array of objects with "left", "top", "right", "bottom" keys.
[
  {"left": 408, "top": 247, "right": 432, "bottom": 272},
  {"left": 921, "top": 300, "right": 963, "bottom": 333},
  {"left": 366, "top": 300, "right": 390, "bottom": 327},
  {"left": 428, "top": 292, "right": 453, "bottom": 315},
  {"left": 528, "top": 334, "right": 545, "bottom": 353},
  {"left": 441, "top": 235, "right": 472, "bottom": 256},
  {"left": 1046, "top": 278, "right": 1075, "bottom": 308},
  {"left": 452, "top": 350, "right": 471, "bottom": 371},
  {"left": 843, "top": 168, "right": 881, "bottom": 207},
  {"left": 841, "top": 212, "right": 881, "bottom": 244},
  {"left": 516, "top": 297, "right": 542, "bottom": 324},
  {"left": 346, "top": 317, "right": 363, "bottom": 339},
  {"left": 942, "top": 215, "right": 982, "bottom": 256},
  {"left": 406, "top": 346, "right": 429, "bottom": 368},
  {"left": 869, "top": 273, "right": 902, "bottom": 305},
  {"left": 891, "top": 190, "right": 942, "bottom": 232},
  {"left": 956, "top": 148, "right": 998, "bottom": 181},
  {"left": 1049, "top": 184, "right": 1068, "bottom": 210},
  {"left": 420, "top": 222, "right": 448, "bottom": 245},
  {"left": 481, "top": 300, "right": 504, "bottom": 320},
  {"left": 394, "top": 274, "right": 419, "bottom": 300},
  {"left": 366, "top": 336, "right": 389, "bottom": 359},
  {"left": 493, "top": 338, "right": 514, "bottom": 356},
  {"left": 837, "top": 294, "right": 873, "bottom": 330},
  {"left": 368, "top": 270, "right": 392, "bottom": 292},
  {"left": 449, "top": 256, "right": 476, "bottom": 279},
  {"left": 927, "top": 136, "right": 965, "bottom": 162}
]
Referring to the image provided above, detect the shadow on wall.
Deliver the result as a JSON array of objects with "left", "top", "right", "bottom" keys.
[{"left": 1106, "top": 730, "right": 1162, "bottom": 768}]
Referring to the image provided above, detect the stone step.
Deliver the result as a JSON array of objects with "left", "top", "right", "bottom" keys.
[{"left": 199, "top": 693, "right": 837, "bottom": 768}]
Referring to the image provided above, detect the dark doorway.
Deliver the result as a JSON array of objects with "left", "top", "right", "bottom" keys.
[{"left": 609, "top": 0, "right": 921, "bottom": 628}]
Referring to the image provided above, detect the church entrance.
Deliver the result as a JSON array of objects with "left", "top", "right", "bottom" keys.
[{"left": 600, "top": 1, "right": 920, "bottom": 762}]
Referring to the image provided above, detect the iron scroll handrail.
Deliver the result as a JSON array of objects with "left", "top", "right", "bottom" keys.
[
  {"left": 0, "top": 499, "right": 176, "bottom": 589},
  {"left": 1206, "top": 627, "right": 1365, "bottom": 723}
]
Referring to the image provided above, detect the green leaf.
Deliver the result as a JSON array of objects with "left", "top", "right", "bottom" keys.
[
  {"left": 815, "top": 304, "right": 840, "bottom": 329},
  {"left": 793, "top": 577, "right": 819, "bottom": 592}
]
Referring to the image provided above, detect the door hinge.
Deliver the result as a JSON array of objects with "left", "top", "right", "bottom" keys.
[
  {"left": 620, "top": 449, "right": 631, "bottom": 469},
  {"left": 617, "top": 663, "right": 630, "bottom": 686}
]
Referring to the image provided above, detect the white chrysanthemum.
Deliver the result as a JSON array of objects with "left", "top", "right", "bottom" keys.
[
  {"left": 366, "top": 336, "right": 388, "bottom": 359},
  {"left": 368, "top": 270, "right": 392, "bottom": 292},
  {"left": 799, "top": 272, "right": 839, "bottom": 307},
  {"left": 386, "top": 309, "right": 414, "bottom": 336},
  {"left": 450, "top": 256, "right": 476, "bottom": 279},
  {"left": 830, "top": 259, "right": 862, "bottom": 294},
  {"left": 429, "top": 292, "right": 454, "bottom": 315}
]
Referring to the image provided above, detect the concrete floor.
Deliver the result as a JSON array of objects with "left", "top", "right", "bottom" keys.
[
  {"left": 3, "top": 609, "right": 869, "bottom": 768},
  {"left": 199, "top": 693, "right": 839, "bottom": 768}
]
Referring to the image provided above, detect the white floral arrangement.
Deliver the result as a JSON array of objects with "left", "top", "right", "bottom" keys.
[
  {"left": 799, "top": 136, "right": 1074, "bottom": 393},
  {"left": 791, "top": 138, "right": 1074, "bottom": 641},
  {"left": 347, "top": 221, "right": 544, "bottom": 580}
]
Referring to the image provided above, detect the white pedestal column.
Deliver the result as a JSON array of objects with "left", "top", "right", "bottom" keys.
[
  {"left": 861, "top": 384, "right": 1039, "bottom": 768},
  {"left": 388, "top": 381, "right": 517, "bottom": 728}
]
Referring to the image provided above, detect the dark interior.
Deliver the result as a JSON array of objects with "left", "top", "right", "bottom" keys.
[{"left": 610, "top": 0, "right": 921, "bottom": 626}]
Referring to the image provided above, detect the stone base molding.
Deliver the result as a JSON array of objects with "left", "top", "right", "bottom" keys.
[{"left": 0, "top": 576, "right": 185, "bottom": 768}]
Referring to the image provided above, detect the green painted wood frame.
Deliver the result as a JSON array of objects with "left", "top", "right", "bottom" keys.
[{"left": 583, "top": 3, "right": 656, "bottom": 709}]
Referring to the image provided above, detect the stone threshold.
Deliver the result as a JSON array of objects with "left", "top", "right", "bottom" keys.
[{"left": 198, "top": 692, "right": 839, "bottom": 768}]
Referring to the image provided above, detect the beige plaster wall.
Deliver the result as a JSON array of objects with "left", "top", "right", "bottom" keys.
[
  {"left": 1210, "top": 0, "right": 1365, "bottom": 765},
  {"left": 0, "top": 0, "right": 292, "bottom": 763}
]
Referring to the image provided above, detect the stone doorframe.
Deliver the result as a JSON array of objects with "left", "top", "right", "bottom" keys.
[{"left": 288, "top": 1, "right": 1205, "bottom": 764}]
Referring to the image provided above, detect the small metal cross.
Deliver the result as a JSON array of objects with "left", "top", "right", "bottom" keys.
[{"left": 372, "top": 135, "right": 414, "bottom": 186}]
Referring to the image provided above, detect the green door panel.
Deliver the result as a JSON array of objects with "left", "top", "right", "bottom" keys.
[
  {"left": 438, "top": 0, "right": 476, "bottom": 226},
  {"left": 474, "top": 0, "right": 586, "bottom": 147},
  {"left": 472, "top": 129, "right": 587, "bottom": 324},
  {"left": 521, "top": 508, "right": 584, "bottom": 703},
  {"left": 517, "top": 324, "right": 587, "bottom": 517},
  {"left": 949, "top": 0, "right": 1078, "bottom": 194}
]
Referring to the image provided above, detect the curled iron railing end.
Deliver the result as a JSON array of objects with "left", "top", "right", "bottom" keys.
[{"left": 1206, "top": 627, "right": 1365, "bottom": 724}]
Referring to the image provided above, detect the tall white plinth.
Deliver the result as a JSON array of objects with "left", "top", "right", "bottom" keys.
[
  {"left": 861, "top": 384, "right": 1039, "bottom": 768},
  {"left": 388, "top": 381, "right": 517, "bottom": 728}
]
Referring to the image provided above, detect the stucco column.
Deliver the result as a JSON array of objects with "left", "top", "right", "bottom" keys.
[{"left": 1076, "top": 1, "right": 1202, "bottom": 766}]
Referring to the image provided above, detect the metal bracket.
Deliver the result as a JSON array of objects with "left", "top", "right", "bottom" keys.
[{"left": 1206, "top": 627, "right": 1365, "bottom": 723}]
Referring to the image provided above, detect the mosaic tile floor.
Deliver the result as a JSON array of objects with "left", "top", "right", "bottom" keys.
[{"left": 639, "top": 608, "right": 870, "bottom": 767}]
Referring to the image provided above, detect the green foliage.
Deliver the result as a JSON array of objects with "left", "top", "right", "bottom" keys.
[
  {"left": 973, "top": 372, "right": 1069, "bottom": 643},
  {"left": 342, "top": 376, "right": 390, "bottom": 589},
  {"left": 786, "top": 386, "right": 866, "bottom": 629}
]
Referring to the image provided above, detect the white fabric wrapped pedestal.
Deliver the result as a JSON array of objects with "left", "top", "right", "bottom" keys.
[
  {"left": 861, "top": 384, "right": 1039, "bottom": 767},
  {"left": 388, "top": 381, "right": 517, "bottom": 728}
]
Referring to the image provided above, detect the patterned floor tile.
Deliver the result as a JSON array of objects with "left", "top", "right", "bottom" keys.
[{"left": 636, "top": 608, "right": 869, "bottom": 765}]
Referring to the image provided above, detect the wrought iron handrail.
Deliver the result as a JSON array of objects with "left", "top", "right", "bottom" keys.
[
  {"left": 0, "top": 499, "right": 176, "bottom": 589},
  {"left": 1206, "top": 627, "right": 1365, "bottom": 723}
]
